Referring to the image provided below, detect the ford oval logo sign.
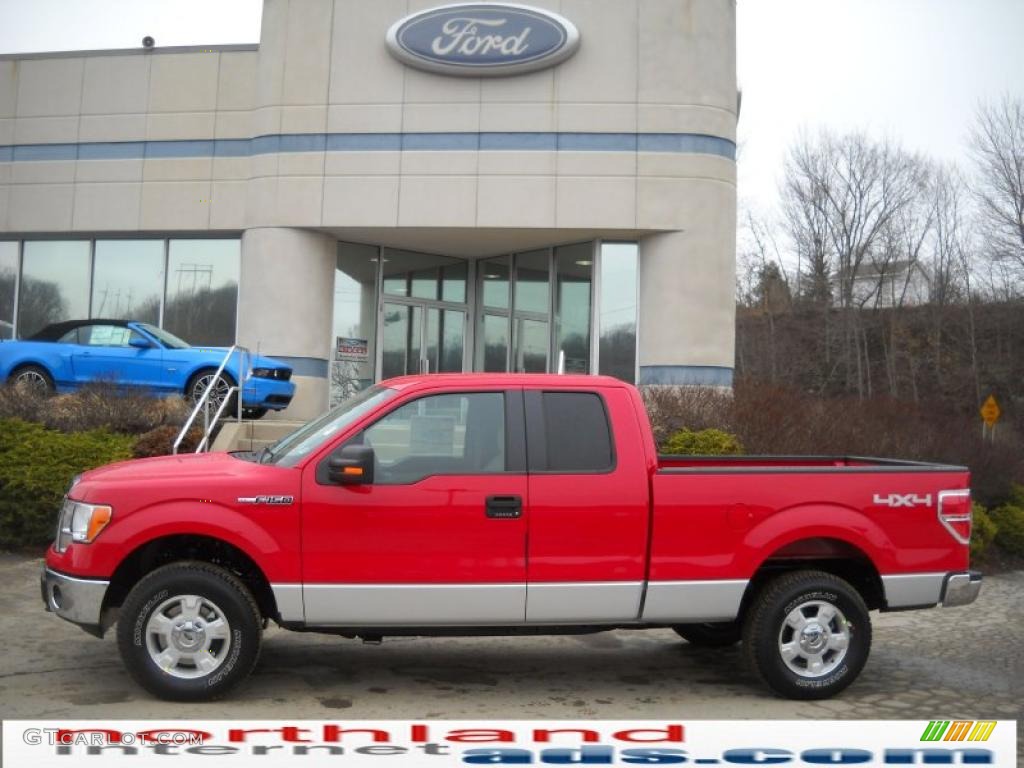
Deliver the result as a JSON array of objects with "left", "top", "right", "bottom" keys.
[{"left": 386, "top": 3, "right": 580, "bottom": 77}]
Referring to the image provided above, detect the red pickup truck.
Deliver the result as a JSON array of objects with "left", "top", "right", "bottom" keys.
[{"left": 42, "top": 374, "right": 981, "bottom": 701}]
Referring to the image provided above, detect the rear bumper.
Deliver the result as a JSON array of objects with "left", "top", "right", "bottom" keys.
[
  {"left": 941, "top": 570, "right": 983, "bottom": 607},
  {"left": 40, "top": 567, "right": 109, "bottom": 637},
  {"left": 881, "top": 569, "right": 982, "bottom": 609}
]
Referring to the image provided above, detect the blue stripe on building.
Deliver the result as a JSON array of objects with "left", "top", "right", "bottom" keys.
[{"left": 1, "top": 132, "right": 736, "bottom": 162}]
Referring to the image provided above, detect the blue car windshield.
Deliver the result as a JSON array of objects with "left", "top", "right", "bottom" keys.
[
  {"left": 266, "top": 385, "right": 398, "bottom": 467},
  {"left": 138, "top": 323, "right": 191, "bottom": 349}
]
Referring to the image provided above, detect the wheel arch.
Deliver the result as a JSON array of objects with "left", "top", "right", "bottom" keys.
[
  {"left": 738, "top": 536, "right": 886, "bottom": 622},
  {"left": 184, "top": 365, "right": 238, "bottom": 394},
  {"left": 102, "top": 533, "right": 278, "bottom": 622},
  {"left": 8, "top": 359, "right": 56, "bottom": 382}
]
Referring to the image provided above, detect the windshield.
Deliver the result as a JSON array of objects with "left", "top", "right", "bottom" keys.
[
  {"left": 138, "top": 323, "right": 191, "bottom": 349},
  {"left": 266, "top": 385, "right": 398, "bottom": 467}
]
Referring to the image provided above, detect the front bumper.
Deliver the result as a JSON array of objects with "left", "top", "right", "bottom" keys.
[
  {"left": 941, "top": 570, "right": 983, "bottom": 607},
  {"left": 242, "top": 377, "right": 295, "bottom": 410},
  {"left": 40, "top": 567, "right": 109, "bottom": 637}
]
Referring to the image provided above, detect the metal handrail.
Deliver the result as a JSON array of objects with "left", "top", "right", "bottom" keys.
[{"left": 173, "top": 345, "right": 250, "bottom": 455}]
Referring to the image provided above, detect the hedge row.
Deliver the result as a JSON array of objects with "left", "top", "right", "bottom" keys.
[
  {"left": 0, "top": 419, "right": 134, "bottom": 548},
  {"left": 0, "top": 417, "right": 203, "bottom": 549}
]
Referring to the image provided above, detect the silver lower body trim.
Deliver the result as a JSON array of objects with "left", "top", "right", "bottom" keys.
[
  {"left": 881, "top": 572, "right": 947, "bottom": 608},
  {"left": 302, "top": 583, "right": 526, "bottom": 626},
  {"left": 941, "top": 571, "right": 982, "bottom": 607},
  {"left": 271, "top": 583, "right": 304, "bottom": 623},
  {"left": 527, "top": 581, "right": 643, "bottom": 622},
  {"left": 41, "top": 567, "right": 109, "bottom": 627},
  {"left": 275, "top": 579, "right": 754, "bottom": 627},
  {"left": 641, "top": 579, "right": 748, "bottom": 623}
]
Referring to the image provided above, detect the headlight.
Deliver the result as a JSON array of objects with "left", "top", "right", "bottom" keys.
[
  {"left": 251, "top": 367, "right": 290, "bottom": 381},
  {"left": 54, "top": 500, "right": 112, "bottom": 553}
]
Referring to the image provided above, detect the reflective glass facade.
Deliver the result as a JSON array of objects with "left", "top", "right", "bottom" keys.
[
  {"left": 0, "top": 238, "right": 239, "bottom": 346},
  {"left": 330, "top": 239, "right": 639, "bottom": 405}
]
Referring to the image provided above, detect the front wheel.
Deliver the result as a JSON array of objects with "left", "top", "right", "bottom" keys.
[
  {"left": 116, "top": 562, "right": 262, "bottom": 701},
  {"left": 186, "top": 370, "right": 236, "bottom": 415},
  {"left": 742, "top": 570, "right": 871, "bottom": 700}
]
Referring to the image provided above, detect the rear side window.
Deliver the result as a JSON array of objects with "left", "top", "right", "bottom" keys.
[{"left": 540, "top": 392, "right": 614, "bottom": 472}]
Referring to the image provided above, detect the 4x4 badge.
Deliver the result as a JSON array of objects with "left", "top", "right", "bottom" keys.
[{"left": 873, "top": 493, "right": 933, "bottom": 508}]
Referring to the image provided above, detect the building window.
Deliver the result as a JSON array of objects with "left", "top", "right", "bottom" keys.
[
  {"left": 91, "top": 240, "right": 164, "bottom": 325},
  {"left": 555, "top": 243, "right": 593, "bottom": 374},
  {"left": 0, "top": 242, "right": 16, "bottom": 340},
  {"left": 598, "top": 242, "right": 638, "bottom": 384},
  {"left": 19, "top": 241, "right": 91, "bottom": 338},
  {"left": 4, "top": 237, "right": 240, "bottom": 346},
  {"left": 332, "top": 242, "right": 379, "bottom": 405},
  {"left": 164, "top": 239, "right": 240, "bottom": 346}
]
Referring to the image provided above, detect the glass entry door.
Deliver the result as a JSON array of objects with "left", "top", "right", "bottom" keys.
[{"left": 382, "top": 302, "right": 466, "bottom": 378}]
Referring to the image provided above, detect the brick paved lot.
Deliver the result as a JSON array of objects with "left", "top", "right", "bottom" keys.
[{"left": 5, "top": 554, "right": 1021, "bottom": 729}]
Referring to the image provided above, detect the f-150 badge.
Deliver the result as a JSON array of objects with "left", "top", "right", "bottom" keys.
[{"left": 237, "top": 495, "right": 294, "bottom": 505}]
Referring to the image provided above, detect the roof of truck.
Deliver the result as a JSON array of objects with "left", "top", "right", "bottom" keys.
[{"left": 379, "top": 373, "right": 636, "bottom": 391}]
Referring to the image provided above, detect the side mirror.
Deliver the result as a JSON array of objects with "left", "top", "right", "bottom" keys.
[
  {"left": 129, "top": 337, "right": 153, "bottom": 349},
  {"left": 327, "top": 444, "right": 375, "bottom": 485}
]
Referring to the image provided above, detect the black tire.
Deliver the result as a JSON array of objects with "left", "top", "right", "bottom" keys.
[
  {"left": 116, "top": 561, "right": 262, "bottom": 701},
  {"left": 9, "top": 364, "right": 55, "bottom": 395},
  {"left": 242, "top": 407, "right": 268, "bottom": 420},
  {"left": 673, "top": 621, "right": 742, "bottom": 647},
  {"left": 742, "top": 570, "right": 871, "bottom": 700},
  {"left": 186, "top": 369, "right": 237, "bottom": 414}
]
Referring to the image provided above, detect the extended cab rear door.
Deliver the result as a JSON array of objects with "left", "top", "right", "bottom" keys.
[{"left": 523, "top": 386, "right": 651, "bottom": 622}]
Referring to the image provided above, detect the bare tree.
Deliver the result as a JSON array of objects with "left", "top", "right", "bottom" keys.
[
  {"left": 782, "top": 130, "right": 927, "bottom": 396},
  {"left": 970, "top": 95, "right": 1024, "bottom": 277}
]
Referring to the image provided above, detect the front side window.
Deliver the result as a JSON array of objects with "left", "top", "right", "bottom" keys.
[
  {"left": 80, "top": 324, "right": 142, "bottom": 347},
  {"left": 347, "top": 392, "right": 506, "bottom": 484}
]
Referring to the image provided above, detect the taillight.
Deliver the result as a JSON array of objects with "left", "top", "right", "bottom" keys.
[{"left": 938, "top": 489, "right": 972, "bottom": 544}]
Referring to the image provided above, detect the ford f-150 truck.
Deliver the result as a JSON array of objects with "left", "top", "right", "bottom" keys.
[{"left": 41, "top": 374, "right": 981, "bottom": 701}]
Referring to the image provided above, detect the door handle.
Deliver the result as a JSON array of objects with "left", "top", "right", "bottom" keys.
[{"left": 485, "top": 495, "right": 522, "bottom": 519}]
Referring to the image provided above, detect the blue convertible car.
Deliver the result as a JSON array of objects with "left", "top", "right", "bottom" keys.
[{"left": 0, "top": 319, "right": 294, "bottom": 419}]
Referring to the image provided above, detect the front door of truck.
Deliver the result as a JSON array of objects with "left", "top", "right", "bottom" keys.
[
  {"left": 523, "top": 387, "right": 651, "bottom": 622},
  {"left": 300, "top": 388, "right": 528, "bottom": 625}
]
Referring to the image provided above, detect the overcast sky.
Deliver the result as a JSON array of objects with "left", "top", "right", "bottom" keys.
[{"left": 1, "top": 0, "right": 1022, "bottom": 214}]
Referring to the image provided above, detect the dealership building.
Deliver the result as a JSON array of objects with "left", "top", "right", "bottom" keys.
[{"left": 0, "top": 0, "right": 737, "bottom": 419}]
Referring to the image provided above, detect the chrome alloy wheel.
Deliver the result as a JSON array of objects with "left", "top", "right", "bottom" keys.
[
  {"left": 14, "top": 369, "right": 50, "bottom": 393},
  {"left": 191, "top": 373, "right": 231, "bottom": 412},
  {"left": 144, "top": 594, "right": 232, "bottom": 679},
  {"left": 777, "top": 599, "right": 851, "bottom": 678}
]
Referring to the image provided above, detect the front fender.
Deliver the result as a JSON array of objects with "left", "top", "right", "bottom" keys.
[
  {"left": 47, "top": 500, "right": 301, "bottom": 584},
  {"left": 739, "top": 503, "right": 895, "bottom": 576}
]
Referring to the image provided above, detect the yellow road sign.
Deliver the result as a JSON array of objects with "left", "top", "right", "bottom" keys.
[{"left": 980, "top": 395, "right": 1001, "bottom": 427}]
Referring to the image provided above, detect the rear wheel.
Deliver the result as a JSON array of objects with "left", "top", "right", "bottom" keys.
[
  {"left": 9, "top": 364, "right": 54, "bottom": 395},
  {"left": 673, "top": 621, "right": 742, "bottom": 647},
  {"left": 742, "top": 570, "right": 871, "bottom": 700},
  {"left": 116, "top": 562, "right": 262, "bottom": 701}
]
